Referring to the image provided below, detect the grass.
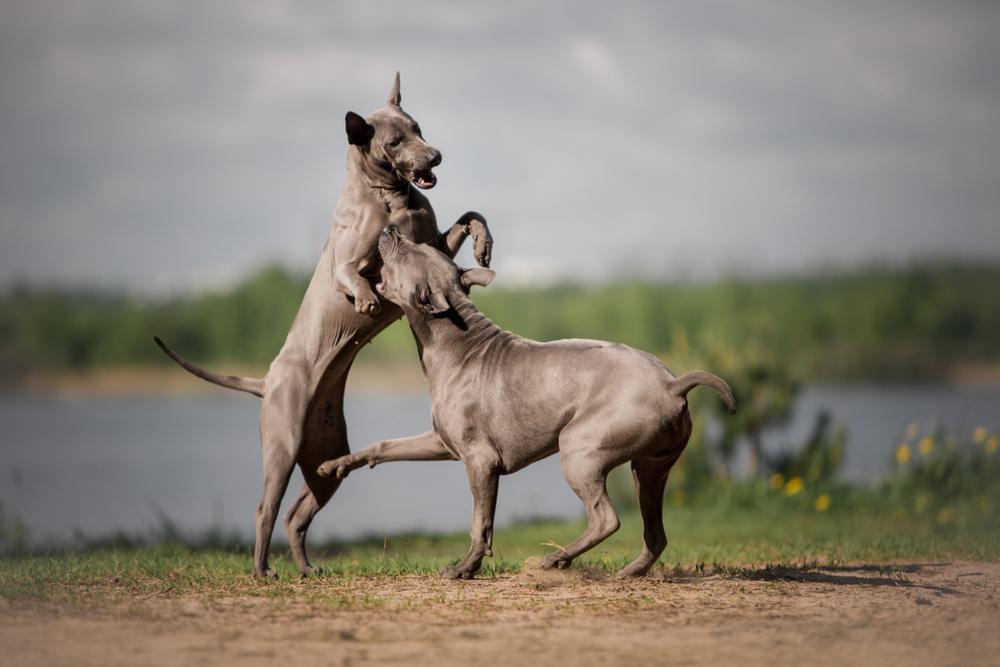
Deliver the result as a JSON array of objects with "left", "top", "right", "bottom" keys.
[{"left": 3, "top": 499, "right": 997, "bottom": 603}]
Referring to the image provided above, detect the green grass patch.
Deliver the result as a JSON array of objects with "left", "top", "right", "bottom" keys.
[{"left": 3, "top": 498, "right": 997, "bottom": 603}]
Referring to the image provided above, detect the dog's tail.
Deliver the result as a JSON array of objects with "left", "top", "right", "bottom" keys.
[
  {"left": 153, "top": 336, "right": 265, "bottom": 398},
  {"left": 669, "top": 371, "right": 736, "bottom": 414}
]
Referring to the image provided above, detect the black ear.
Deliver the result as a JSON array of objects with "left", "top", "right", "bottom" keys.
[
  {"left": 460, "top": 267, "right": 495, "bottom": 289},
  {"left": 345, "top": 111, "right": 374, "bottom": 146},
  {"left": 416, "top": 285, "right": 451, "bottom": 315}
]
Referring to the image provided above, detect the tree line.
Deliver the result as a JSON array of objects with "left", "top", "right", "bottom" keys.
[{"left": 2, "top": 263, "right": 998, "bottom": 383}]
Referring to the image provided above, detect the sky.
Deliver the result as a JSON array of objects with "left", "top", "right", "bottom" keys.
[{"left": 1, "top": 1, "right": 998, "bottom": 291}]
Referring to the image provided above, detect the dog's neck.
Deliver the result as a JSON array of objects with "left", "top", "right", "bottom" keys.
[
  {"left": 347, "top": 146, "right": 411, "bottom": 202},
  {"left": 407, "top": 294, "right": 506, "bottom": 383}
]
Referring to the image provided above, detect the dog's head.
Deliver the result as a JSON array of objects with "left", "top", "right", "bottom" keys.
[
  {"left": 344, "top": 72, "right": 442, "bottom": 190},
  {"left": 376, "top": 225, "right": 494, "bottom": 317}
]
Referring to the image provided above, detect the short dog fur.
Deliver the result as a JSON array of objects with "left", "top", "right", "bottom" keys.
[
  {"left": 318, "top": 227, "right": 735, "bottom": 579},
  {"left": 155, "top": 74, "right": 492, "bottom": 577}
]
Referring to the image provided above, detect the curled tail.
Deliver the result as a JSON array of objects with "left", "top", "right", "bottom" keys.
[
  {"left": 153, "top": 336, "right": 264, "bottom": 398},
  {"left": 670, "top": 370, "right": 736, "bottom": 414}
]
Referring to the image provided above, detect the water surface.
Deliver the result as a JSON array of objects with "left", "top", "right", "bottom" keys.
[{"left": 2, "top": 385, "right": 997, "bottom": 544}]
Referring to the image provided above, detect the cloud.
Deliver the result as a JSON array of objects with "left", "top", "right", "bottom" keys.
[{"left": 1, "top": 1, "right": 999, "bottom": 290}]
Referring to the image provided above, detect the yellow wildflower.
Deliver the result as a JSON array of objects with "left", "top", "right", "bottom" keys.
[
  {"left": 815, "top": 494, "right": 831, "bottom": 512},
  {"left": 914, "top": 495, "right": 928, "bottom": 513},
  {"left": 784, "top": 476, "right": 804, "bottom": 496},
  {"left": 895, "top": 444, "right": 911, "bottom": 464},
  {"left": 905, "top": 423, "right": 919, "bottom": 440},
  {"left": 986, "top": 436, "right": 998, "bottom": 455},
  {"left": 769, "top": 473, "right": 785, "bottom": 491},
  {"left": 918, "top": 437, "right": 934, "bottom": 456},
  {"left": 973, "top": 426, "right": 987, "bottom": 444},
  {"left": 936, "top": 508, "right": 951, "bottom": 525}
]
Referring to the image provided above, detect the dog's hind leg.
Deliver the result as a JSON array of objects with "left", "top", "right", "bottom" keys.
[
  {"left": 253, "top": 444, "right": 296, "bottom": 578},
  {"left": 542, "top": 449, "right": 621, "bottom": 570},
  {"left": 284, "top": 473, "right": 342, "bottom": 576},
  {"left": 616, "top": 455, "right": 677, "bottom": 578},
  {"left": 253, "top": 374, "right": 306, "bottom": 578},
  {"left": 284, "top": 356, "right": 355, "bottom": 576}
]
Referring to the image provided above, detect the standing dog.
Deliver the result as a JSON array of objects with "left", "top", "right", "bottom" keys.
[
  {"left": 317, "top": 227, "right": 735, "bottom": 579},
  {"left": 155, "top": 74, "right": 492, "bottom": 577}
]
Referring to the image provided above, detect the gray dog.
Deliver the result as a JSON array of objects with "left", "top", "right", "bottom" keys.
[
  {"left": 154, "top": 74, "right": 492, "bottom": 577},
  {"left": 317, "top": 226, "right": 736, "bottom": 579}
]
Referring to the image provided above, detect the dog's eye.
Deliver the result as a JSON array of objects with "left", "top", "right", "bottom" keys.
[{"left": 386, "top": 135, "right": 402, "bottom": 147}]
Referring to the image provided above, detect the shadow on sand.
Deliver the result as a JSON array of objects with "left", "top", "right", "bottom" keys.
[{"left": 655, "top": 561, "right": 962, "bottom": 595}]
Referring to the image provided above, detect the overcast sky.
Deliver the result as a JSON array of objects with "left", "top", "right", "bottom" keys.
[{"left": 1, "top": 1, "right": 998, "bottom": 291}]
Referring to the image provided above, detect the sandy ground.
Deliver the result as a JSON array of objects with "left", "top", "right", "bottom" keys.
[{"left": 3, "top": 560, "right": 998, "bottom": 667}]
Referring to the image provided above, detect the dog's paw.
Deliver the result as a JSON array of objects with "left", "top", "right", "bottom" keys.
[
  {"left": 440, "top": 565, "right": 476, "bottom": 580},
  {"left": 541, "top": 554, "right": 573, "bottom": 570},
  {"left": 252, "top": 568, "right": 279, "bottom": 579},
  {"left": 615, "top": 567, "right": 646, "bottom": 579},
  {"left": 353, "top": 289, "right": 382, "bottom": 316},
  {"left": 469, "top": 218, "right": 492, "bottom": 267},
  {"left": 318, "top": 459, "right": 353, "bottom": 480},
  {"left": 614, "top": 566, "right": 648, "bottom": 579}
]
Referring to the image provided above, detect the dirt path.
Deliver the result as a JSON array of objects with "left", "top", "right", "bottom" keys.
[{"left": 3, "top": 561, "right": 998, "bottom": 666}]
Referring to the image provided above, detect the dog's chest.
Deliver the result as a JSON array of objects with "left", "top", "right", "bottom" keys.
[
  {"left": 428, "top": 383, "right": 485, "bottom": 451},
  {"left": 380, "top": 190, "right": 437, "bottom": 244},
  {"left": 387, "top": 208, "right": 434, "bottom": 244}
]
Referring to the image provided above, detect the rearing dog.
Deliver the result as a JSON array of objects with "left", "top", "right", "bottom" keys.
[
  {"left": 155, "top": 74, "right": 492, "bottom": 577},
  {"left": 317, "top": 226, "right": 735, "bottom": 579}
]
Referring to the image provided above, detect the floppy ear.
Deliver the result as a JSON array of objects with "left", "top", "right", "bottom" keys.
[
  {"left": 460, "top": 267, "right": 495, "bottom": 289},
  {"left": 415, "top": 285, "right": 451, "bottom": 315},
  {"left": 345, "top": 111, "right": 374, "bottom": 146},
  {"left": 386, "top": 71, "right": 401, "bottom": 107}
]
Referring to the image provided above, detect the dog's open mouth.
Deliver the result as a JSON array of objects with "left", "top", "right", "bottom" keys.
[{"left": 410, "top": 168, "right": 437, "bottom": 189}]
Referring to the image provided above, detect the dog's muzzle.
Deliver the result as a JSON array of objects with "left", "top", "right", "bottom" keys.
[{"left": 409, "top": 150, "right": 441, "bottom": 189}]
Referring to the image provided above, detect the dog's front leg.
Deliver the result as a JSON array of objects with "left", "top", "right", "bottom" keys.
[
  {"left": 333, "top": 221, "right": 383, "bottom": 315},
  {"left": 437, "top": 211, "right": 492, "bottom": 267},
  {"left": 334, "top": 261, "right": 381, "bottom": 315},
  {"left": 441, "top": 451, "right": 500, "bottom": 580},
  {"left": 317, "top": 430, "right": 455, "bottom": 479}
]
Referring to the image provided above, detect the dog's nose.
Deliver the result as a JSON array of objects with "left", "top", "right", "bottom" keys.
[{"left": 428, "top": 150, "right": 442, "bottom": 168}]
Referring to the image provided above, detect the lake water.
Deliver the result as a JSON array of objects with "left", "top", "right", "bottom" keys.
[{"left": 1, "top": 385, "right": 998, "bottom": 545}]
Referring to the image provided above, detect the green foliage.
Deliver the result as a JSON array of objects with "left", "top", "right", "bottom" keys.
[
  {"left": 0, "top": 503, "right": 27, "bottom": 555},
  {"left": 769, "top": 411, "right": 846, "bottom": 484},
  {"left": 699, "top": 354, "right": 800, "bottom": 475},
  {"left": 2, "top": 263, "right": 1000, "bottom": 382},
  {"left": 881, "top": 427, "right": 1000, "bottom": 518},
  {"left": 0, "top": 265, "right": 307, "bottom": 372}
]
